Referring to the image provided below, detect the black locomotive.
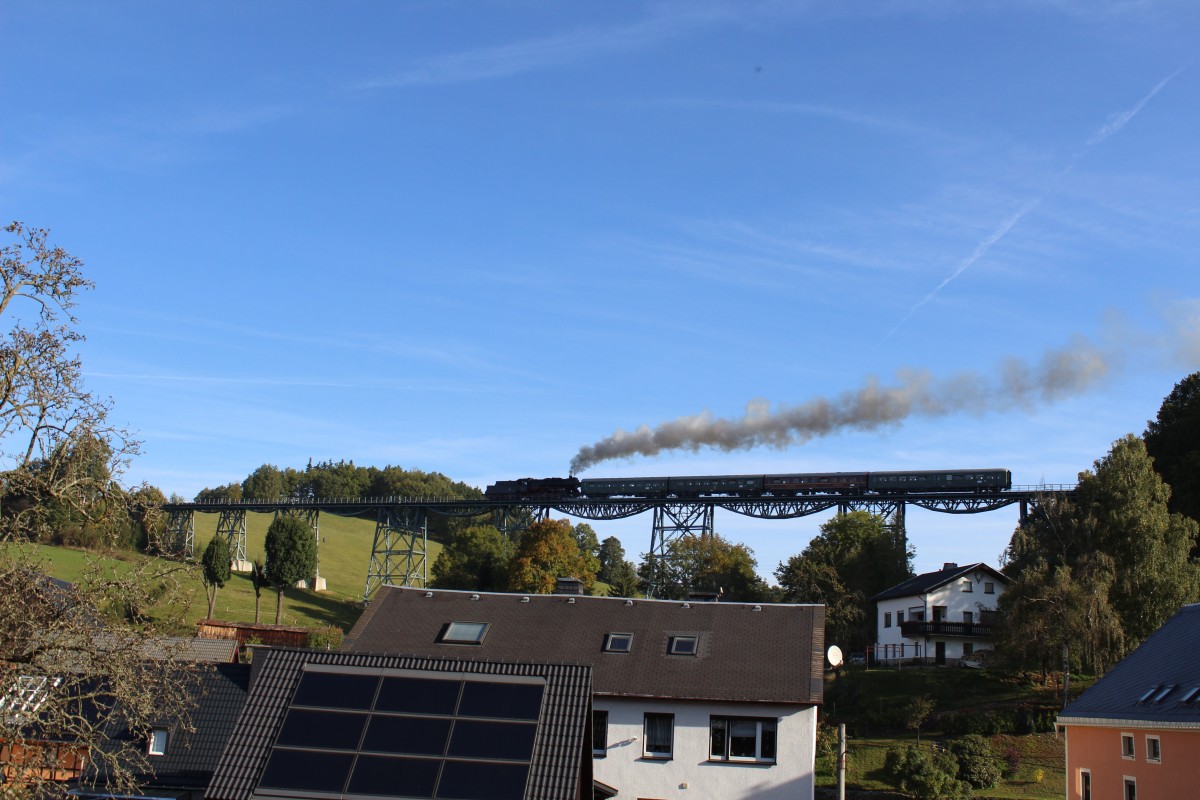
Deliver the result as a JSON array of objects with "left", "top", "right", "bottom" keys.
[{"left": 484, "top": 469, "right": 1011, "bottom": 502}]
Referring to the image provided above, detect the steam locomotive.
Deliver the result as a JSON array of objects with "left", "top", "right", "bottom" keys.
[{"left": 484, "top": 469, "right": 1011, "bottom": 502}]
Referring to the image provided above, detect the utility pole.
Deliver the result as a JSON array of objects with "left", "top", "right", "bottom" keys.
[{"left": 837, "top": 723, "right": 847, "bottom": 800}]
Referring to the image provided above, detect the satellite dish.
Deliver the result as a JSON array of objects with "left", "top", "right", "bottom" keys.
[{"left": 827, "top": 645, "right": 844, "bottom": 668}]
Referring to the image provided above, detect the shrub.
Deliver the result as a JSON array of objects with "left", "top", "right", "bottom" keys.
[
  {"left": 883, "top": 744, "right": 970, "bottom": 800},
  {"left": 308, "top": 625, "right": 345, "bottom": 651},
  {"left": 947, "top": 734, "right": 1000, "bottom": 790}
]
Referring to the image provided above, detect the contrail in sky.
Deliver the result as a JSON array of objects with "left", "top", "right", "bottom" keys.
[
  {"left": 569, "top": 305, "right": 1200, "bottom": 473},
  {"left": 885, "top": 67, "right": 1184, "bottom": 342}
]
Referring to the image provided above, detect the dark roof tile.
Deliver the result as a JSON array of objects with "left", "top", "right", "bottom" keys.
[{"left": 345, "top": 586, "right": 825, "bottom": 705}]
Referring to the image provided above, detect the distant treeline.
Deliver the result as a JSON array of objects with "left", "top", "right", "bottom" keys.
[{"left": 193, "top": 460, "right": 483, "bottom": 503}]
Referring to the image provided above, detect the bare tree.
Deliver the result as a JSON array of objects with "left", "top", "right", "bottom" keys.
[
  {"left": 0, "top": 222, "right": 140, "bottom": 541},
  {"left": 0, "top": 223, "right": 201, "bottom": 797}
]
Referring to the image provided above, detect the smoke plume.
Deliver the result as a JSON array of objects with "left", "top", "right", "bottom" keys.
[{"left": 569, "top": 306, "right": 1200, "bottom": 474}]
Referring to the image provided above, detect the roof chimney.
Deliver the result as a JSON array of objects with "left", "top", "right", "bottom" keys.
[
  {"left": 943, "top": 562, "right": 958, "bottom": 571},
  {"left": 554, "top": 577, "right": 584, "bottom": 596}
]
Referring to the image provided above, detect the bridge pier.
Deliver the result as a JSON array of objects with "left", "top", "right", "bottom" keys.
[
  {"left": 216, "top": 508, "right": 252, "bottom": 572},
  {"left": 645, "top": 503, "right": 715, "bottom": 598},
  {"left": 165, "top": 508, "right": 195, "bottom": 560},
  {"left": 364, "top": 506, "right": 428, "bottom": 600}
]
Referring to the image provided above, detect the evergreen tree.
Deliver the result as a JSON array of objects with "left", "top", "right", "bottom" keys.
[
  {"left": 1144, "top": 371, "right": 1200, "bottom": 526},
  {"left": 201, "top": 535, "right": 231, "bottom": 619},
  {"left": 264, "top": 514, "right": 317, "bottom": 624}
]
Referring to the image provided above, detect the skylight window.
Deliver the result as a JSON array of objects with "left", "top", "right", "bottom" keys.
[
  {"left": 439, "top": 621, "right": 489, "bottom": 645},
  {"left": 604, "top": 633, "right": 633, "bottom": 653},
  {"left": 1152, "top": 685, "right": 1176, "bottom": 703},
  {"left": 1137, "top": 686, "right": 1160, "bottom": 703},
  {"left": 1180, "top": 687, "right": 1200, "bottom": 704},
  {"left": 668, "top": 635, "right": 699, "bottom": 656}
]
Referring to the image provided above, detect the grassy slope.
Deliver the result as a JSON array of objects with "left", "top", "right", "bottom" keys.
[
  {"left": 31, "top": 510, "right": 446, "bottom": 633},
  {"left": 823, "top": 666, "right": 1082, "bottom": 799}
]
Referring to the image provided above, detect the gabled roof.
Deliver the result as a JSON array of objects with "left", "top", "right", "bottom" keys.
[
  {"left": 141, "top": 637, "right": 241, "bottom": 663},
  {"left": 90, "top": 662, "right": 251, "bottom": 790},
  {"left": 869, "top": 562, "right": 1007, "bottom": 603},
  {"left": 344, "top": 585, "right": 825, "bottom": 705},
  {"left": 1059, "top": 603, "right": 1200, "bottom": 729},
  {"left": 206, "top": 648, "right": 592, "bottom": 800}
]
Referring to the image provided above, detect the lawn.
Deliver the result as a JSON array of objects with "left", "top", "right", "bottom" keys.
[
  {"left": 23, "top": 508, "right": 448, "bottom": 634},
  {"left": 819, "top": 665, "right": 1082, "bottom": 799}
]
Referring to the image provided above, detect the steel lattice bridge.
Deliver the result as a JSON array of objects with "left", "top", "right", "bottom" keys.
[{"left": 161, "top": 483, "right": 1070, "bottom": 601}]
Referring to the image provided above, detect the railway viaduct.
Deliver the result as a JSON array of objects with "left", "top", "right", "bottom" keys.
[{"left": 161, "top": 483, "right": 1071, "bottom": 601}]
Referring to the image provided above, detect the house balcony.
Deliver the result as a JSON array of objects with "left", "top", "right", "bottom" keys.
[{"left": 900, "top": 620, "right": 994, "bottom": 638}]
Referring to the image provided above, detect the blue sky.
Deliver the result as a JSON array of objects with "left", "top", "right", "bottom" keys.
[{"left": 3, "top": 1, "right": 1198, "bottom": 579}]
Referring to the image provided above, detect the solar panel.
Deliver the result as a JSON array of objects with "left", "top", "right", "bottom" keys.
[
  {"left": 375, "top": 676, "right": 460, "bottom": 715},
  {"left": 291, "top": 671, "right": 379, "bottom": 710},
  {"left": 347, "top": 755, "right": 440, "bottom": 798},
  {"left": 458, "top": 681, "right": 544, "bottom": 720},
  {"left": 256, "top": 666, "right": 547, "bottom": 800},
  {"left": 361, "top": 715, "right": 451, "bottom": 756},
  {"left": 275, "top": 709, "right": 368, "bottom": 749},
  {"left": 437, "top": 760, "right": 532, "bottom": 800},
  {"left": 258, "top": 749, "right": 354, "bottom": 794},
  {"left": 448, "top": 720, "right": 538, "bottom": 761}
]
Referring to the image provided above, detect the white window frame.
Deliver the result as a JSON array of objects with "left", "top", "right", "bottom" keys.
[
  {"left": 1079, "top": 768, "right": 1091, "bottom": 800},
  {"left": 643, "top": 713, "right": 674, "bottom": 759},
  {"left": 1124, "top": 776, "right": 1136, "bottom": 800},
  {"left": 708, "top": 716, "right": 778, "bottom": 764},
  {"left": 1145, "top": 735, "right": 1160, "bottom": 763},
  {"left": 1121, "top": 732, "right": 1135, "bottom": 759},
  {"left": 148, "top": 727, "right": 169, "bottom": 756}
]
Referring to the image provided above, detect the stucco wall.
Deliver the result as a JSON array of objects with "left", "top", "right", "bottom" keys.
[
  {"left": 874, "top": 567, "right": 1003, "bottom": 663},
  {"left": 593, "top": 697, "right": 816, "bottom": 800},
  {"left": 1064, "top": 724, "right": 1200, "bottom": 800}
]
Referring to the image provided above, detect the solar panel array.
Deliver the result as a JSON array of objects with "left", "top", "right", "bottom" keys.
[{"left": 256, "top": 666, "right": 545, "bottom": 800}]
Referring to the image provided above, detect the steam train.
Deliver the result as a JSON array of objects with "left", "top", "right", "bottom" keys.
[{"left": 484, "top": 469, "right": 1011, "bottom": 502}]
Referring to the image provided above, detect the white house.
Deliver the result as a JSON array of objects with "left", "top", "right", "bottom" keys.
[
  {"left": 868, "top": 562, "right": 1007, "bottom": 666},
  {"left": 344, "top": 582, "right": 827, "bottom": 800}
]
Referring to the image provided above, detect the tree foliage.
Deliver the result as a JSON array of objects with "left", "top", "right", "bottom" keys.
[
  {"left": 430, "top": 525, "right": 512, "bottom": 591},
  {"left": 1144, "top": 371, "right": 1200, "bottom": 526},
  {"left": 1001, "top": 434, "right": 1199, "bottom": 672},
  {"left": 641, "top": 532, "right": 773, "bottom": 601},
  {"left": 507, "top": 518, "right": 596, "bottom": 594},
  {"left": 264, "top": 514, "right": 317, "bottom": 624},
  {"left": 776, "top": 511, "right": 912, "bottom": 651},
  {"left": 201, "top": 535, "right": 231, "bottom": 619}
]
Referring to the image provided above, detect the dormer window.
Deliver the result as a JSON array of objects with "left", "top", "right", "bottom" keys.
[
  {"left": 439, "top": 621, "right": 489, "bottom": 645},
  {"left": 149, "top": 727, "right": 169, "bottom": 756},
  {"left": 604, "top": 633, "right": 633, "bottom": 653},
  {"left": 668, "top": 635, "right": 698, "bottom": 656}
]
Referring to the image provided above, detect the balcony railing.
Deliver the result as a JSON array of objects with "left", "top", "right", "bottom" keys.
[{"left": 900, "top": 620, "right": 994, "bottom": 638}]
